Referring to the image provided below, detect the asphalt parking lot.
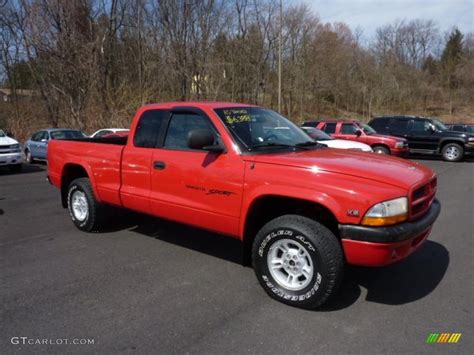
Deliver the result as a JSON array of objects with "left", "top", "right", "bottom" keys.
[{"left": 1, "top": 158, "right": 472, "bottom": 354}]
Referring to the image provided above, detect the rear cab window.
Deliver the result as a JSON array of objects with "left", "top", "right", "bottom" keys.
[{"left": 134, "top": 110, "right": 168, "bottom": 148}]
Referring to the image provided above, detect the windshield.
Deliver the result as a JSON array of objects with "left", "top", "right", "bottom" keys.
[
  {"left": 431, "top": 119, "right": 447, "bottom": 131},
  {"left": 50, "top": 130, "right": 85, "bottom": 140},
  {"left": 0, "top": 130, "right": 5, "bottom": 137},
  {"left": 361, "top": 123, "right": 376, "bottom": 135},
  {"left": 302, "top": 127, "right": 333, "bottom": 141},
  {"left": 215, "top": 107, "right": 315, "bottom": 151}
]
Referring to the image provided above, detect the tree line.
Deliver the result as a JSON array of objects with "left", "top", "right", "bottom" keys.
[{"left": 0, "top": 0, "right": 473, "bottom": 139}]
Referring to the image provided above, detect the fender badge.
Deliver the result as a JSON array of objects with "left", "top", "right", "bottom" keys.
[{"left": 347, "top": 209, "right": 360, "bottom": 217}]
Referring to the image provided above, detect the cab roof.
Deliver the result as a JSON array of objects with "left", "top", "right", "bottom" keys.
[{"left": 142, "top": 101, "right": 258, "bottom": 110}]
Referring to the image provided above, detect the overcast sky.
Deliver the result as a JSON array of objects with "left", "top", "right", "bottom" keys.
[{"left": 297, "top": 0, "right": 473, "bottom": 39}]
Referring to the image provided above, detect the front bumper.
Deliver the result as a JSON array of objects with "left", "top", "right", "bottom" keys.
[
  {"left": 464, "top": 143, "right": 474, "bottom": 155},
  {"left": 391, "top": 147, "right": 409, "bottom": 157},
  {"left": 339, "top": 199, "right": 441, "bottom": 266},
  {"left": 0, "top": 153, "right": 22, "bottom": 166}
]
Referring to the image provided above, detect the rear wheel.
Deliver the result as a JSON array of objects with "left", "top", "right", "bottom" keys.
[
  {"left": 373, "top": 145, "right": 390, "bottom": 155},
  {"left": 252, "top": 215, "right": 343, "bottom": 309},
  {"left": 441, "top": 143, "right": 464, "bottom": 162},
  {"left": 67, "top": 178, "right": 106, "bottom": 232}
]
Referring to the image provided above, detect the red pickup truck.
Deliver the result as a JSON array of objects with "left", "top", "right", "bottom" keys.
[
  {"left": 48, "top": 102, "right": 440, "bottom": 309},
  {"left": 303, "top": 120, "right": 409, "bottom": 156}
]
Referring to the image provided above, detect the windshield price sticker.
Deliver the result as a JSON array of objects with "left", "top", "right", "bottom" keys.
[{"left": 223, "top": 109, "right": 252, "bottom": 124}]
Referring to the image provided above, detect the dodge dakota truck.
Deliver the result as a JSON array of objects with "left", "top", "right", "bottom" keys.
[{"left": 48, "top": 102, "right": 441, "bottom": 309}]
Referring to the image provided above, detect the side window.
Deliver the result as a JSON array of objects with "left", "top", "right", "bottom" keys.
[
  {"left": 370, "top": 117, "right": 389, "bottom": 133},
  {"left": 411, "top": 120, "right": 431, "bottom": 133},
  {"left": 31, "top": 132, "right": 42, "bottom": 141},
  {"left": 164, "top": 113, "right": 215, "bottom": 150},
  {"left": 389, "top": 118, "right": 410, "bottom": 135},
  {"left": 465, "top": 126, "right": 474, "bottom": 133},
  {"left": 134, "top": 110, "right": 167, "bottom": 148},
  {"left": 340, "top": 123, "right": 357, "bottom": 134},
  {"left": 39, "top": 131, "right": 49, "bottom": 141},
  {"left": 452, "top": 125, "right": 464, "bottom": 132},
  {"left": 323, "top": 123, "right": 336, "bottom": 134}
]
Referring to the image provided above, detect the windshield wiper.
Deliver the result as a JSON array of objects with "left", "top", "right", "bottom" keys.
[
  {"left": 249, "top": 141, "right": 320, "bottom": 151},
  {"left": 295, "top": 141, "right": 320, "bottom": 147},
  {"left": 249, "top": 142, "right": 295, "bottom": 151}
]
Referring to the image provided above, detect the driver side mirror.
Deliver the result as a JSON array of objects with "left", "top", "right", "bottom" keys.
[
  {"left": 187, "top": 129, "right": 225, "bottom": 153},
  {"left": 355, "top": 129, "right": 362, "bottom": 137},
  {"left": 41, "top": 138, "right": 48, "bottom": 143},
  {"left": 428, "top": 124, "right": 436, "bottom": 133}
]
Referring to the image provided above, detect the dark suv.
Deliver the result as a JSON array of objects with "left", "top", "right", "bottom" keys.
[{"left": 369, "top": 116, "right": 474, "bottom": 162}]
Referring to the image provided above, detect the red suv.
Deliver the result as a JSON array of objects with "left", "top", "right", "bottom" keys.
[{"left": 303, "top": 120, "right": 409, "bottom": 156}]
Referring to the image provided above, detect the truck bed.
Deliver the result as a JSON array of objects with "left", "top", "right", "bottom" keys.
[{"left": 48, "top": 138, "right": 126, "bottom": 206}]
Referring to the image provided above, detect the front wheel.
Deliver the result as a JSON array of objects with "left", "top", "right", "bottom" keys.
[
  {"left": 25, "top": 149, "right": 34, "bottom": 164},
  {"left": 67, "top": 178, "right": 106, "bottom": 232},
  {"left": 252, "top": 215, "right": 343, "bottom": 309},
  {"left": 373, "top": 145, "right": 390, "bottom": 155},
  {"left": 441, "top": 143, "right": 464, "bottom": 162}
]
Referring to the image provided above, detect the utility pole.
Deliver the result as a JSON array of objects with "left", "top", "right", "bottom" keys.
[{"left": 278, "top": 0, "right": 282, "bottom": 113}]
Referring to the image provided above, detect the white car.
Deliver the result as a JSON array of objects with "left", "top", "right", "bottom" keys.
[
  {"left": 301, "top": 127, "right": 373, "bottom": 152},
  {"left": 90, "top": 128, "right": 129, "bottom": 138},
  {"left": 0, "top": 129, "right": 22, "bottom": 172}
]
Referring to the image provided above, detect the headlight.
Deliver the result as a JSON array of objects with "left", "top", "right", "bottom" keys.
[
  {"left": 11, "top": 144, "right": 21, "bottom": 152},
  {"left": 361, "top": 197, "right": 408, "bottom": 226},
  {"left": 395, "top": 141, "right": 406, "bottom": 148},
  {"left": 468, "top": 137, "right": 474, "bottom": 144}
]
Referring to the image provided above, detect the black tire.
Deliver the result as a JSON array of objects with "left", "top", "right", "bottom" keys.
[
  {"left": 252, "top": 215, "right": 343, "bottom": 309},
  {"left": 373, "top": 145, "right": 390, "bottom": 155},
  {"left": 67, "top": 177, "right": 106, "bottom": 232},
  {"left": 9, "top": 164, "right": 22, "bottom": 173},
  {"left": 25, "top": 149, "right": 34, "bottom": 164},
  {"left": 441, "top": 143, "right": 464, "bottom": 162}
]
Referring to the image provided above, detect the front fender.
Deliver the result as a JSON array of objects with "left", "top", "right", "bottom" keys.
[{"left": 239, "top": 162, "right": 408, "bottom": 240}]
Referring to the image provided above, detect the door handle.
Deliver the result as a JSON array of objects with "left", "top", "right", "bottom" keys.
[{"left": 153, "top": 161, "right": 166, "bottom": 170}]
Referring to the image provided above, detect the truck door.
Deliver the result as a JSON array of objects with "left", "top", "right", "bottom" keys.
[
  {"left": 150, "top": 109, "right": 244, "bottom": 237},
  {"left": 409, "top": 119, "right": 439, "bottom": 152},
  {"left": 338, "top": 123, "right": 365, "bottom": 143},
  {"left": 120, "top": 109, "right": 168, "bottom": 214}
]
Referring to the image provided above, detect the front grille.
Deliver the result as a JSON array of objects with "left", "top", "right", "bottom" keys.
[
  {"left": 410, "top": 177, "right": 436, "bottom": 220},
  {"left": 0, "top": 144, "right": 19, "bottom": 154}
]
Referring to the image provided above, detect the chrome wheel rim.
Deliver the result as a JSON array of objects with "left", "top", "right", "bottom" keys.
[
  {"left": 445, "top": 146, "right": 459, "bottom": 160},
  {"left": 267, "top": 238, "right": 314, "bottom": 291},
  {"left": 71, "top": 191, "right": 88, "bottom": 222}
]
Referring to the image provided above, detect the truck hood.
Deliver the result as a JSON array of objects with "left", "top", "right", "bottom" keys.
[
  {"left": 320, "top": 139, "right": 372, "bottom": 151},
  {"left": 247, "top": 148, "right": 434, "bottom": 190},
  {"left": 0, "top": 135, "right": 19, "bottom": 145},
  {"left": 438, "top": 129, "right": 474, "bottom": 140},
  {"left": 369, "top": 133, "right": 406, "bottom": 142}
]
